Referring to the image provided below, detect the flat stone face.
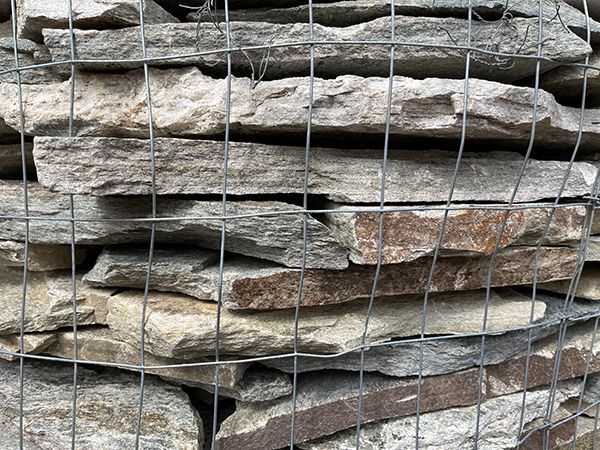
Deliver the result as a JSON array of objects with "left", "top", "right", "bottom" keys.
[
  {"left": 264, "top": 294, "right": 599, "bottom": 377},
  {"left": 16, "top": 0, "right": 178, "bottom": 41},
  {"left": 1, "top": 68, "right": 599, "bottom": 150},
  {"left": 214, "top": 320, "right": 600, "bottom": 449},
  {"left": 0, "top": 180, "right": 348, "bottom": 269},
  {"left": 0, "top": 240, "right": 87, "bottom": 271},
  {"left": 0, "top": 331, "right": 56, "bottom": 361},
  {"left": 106, "top": 288, "right": 546, "bottom": 359},
  {"left": 185, "top": 0, "right": 600, "bottom": 42},
  {"left": 42, "top": 17, "right": 591, "bottom": 81},
  {"left": 0, "top": 143, "right": 34, "bottom": 177},
  {"left": 86, "top": 246, "right": 578, "bottom": 310},
  {"left": 32, "top": 137, "right": 599, "bottom": 203},
  {"left": 585, "top": 236, "right": 600, "bottom": 261},
  {"left": 0, "top": 359, "right": 202, "bottom": 449},
  {"left": 0, "top": 268, "right": 115, "bottom": 335},
  {"left": 540, "top": 265, "right": 600, "bottom": 300},
  {"left": 299, "top": 383, "right": 580, "bottom": 450},
  {"left": 45, "top": 327, "right": 250, "bottom": 389},
  {"left": 324, "top": 204, "right": 587, "bottom": 264},
  {"left": 540, "top": 51, "right": 600, "bottom": 106}
]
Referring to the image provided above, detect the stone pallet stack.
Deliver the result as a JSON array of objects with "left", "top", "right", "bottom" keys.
[{"left": 0, "top": 0, "right": 599, "bottom": 448}]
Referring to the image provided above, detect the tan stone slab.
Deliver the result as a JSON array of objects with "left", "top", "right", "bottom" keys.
[
  {"left": 0, "top": 331, "right": 56, "bottom": 361},
  {"left": 0, "top": 240, "right": 87, "bottom": 271},
  {"left": 540, "top": 265, "right": 600, "bottom": 300}
]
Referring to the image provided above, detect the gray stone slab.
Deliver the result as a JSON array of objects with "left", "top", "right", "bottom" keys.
[
  {"left": 0, "top": 32, "right": 62, "bottom": 84},
  {"left": 264, "top": 294, "right": 599, "bottom": 377},
  {"left": 0, "top": 359, "right": 203, "bottom": 448},
  {"left": 42, "top": 16, "right": 591, "bottom": 82},
  {"left": 106, "top": 288, "right": 546, "bottom": 359},
  {"left": 1, "top": 68, "right": 599, "bottom": 150},
  {"left": 540, "top": 265, "right": 600, "bottom": 300},
  {"left": 185, "top": 0, "right": 600, "bottom": 43},
  {"left": 16, "top": 0, "right": 178, "bottom": 41},
  {"left": 32, "top": 137, "right": 599, "bottom": 203},
  {"left": 540, "top": 51, "right": 600, "bottom": 106},
  {"left": 85, "top": 245, "right": 578, "bottom": 310},
  {"left": 0, "top": 180, "right": 348, "bottom": 269}
]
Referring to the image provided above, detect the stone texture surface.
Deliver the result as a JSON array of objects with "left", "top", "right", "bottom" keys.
[
  {"left": 0, "top": 180, "right": 348, "bottom": 269},
  {"left": 1, "top": 68, "right": 599, "bottom": 150},
  {"left": 16, "top": 0, "right": 178, "bottom": 41},
  {"left": 565, "top": 0, "right": 600, "bottom": 22},
  {"left": 106, "top": 288, "right": 546, "bottom": 359},
  {"left": 0, "top": 331, "right": 56, "bottom": 361},
  {"left": 33, "top": 137, "right": 599, "bottom": 203},
  {"left": 45, "top": 327, "right": 250, "bottom": 389},
  {"left": 585, "top": 236, "right": 600, "bottom": 261},
  {"left": 324, "top": 203, "right": 587, "bottom": 264},
  {"left": 299, "top": 383, "right": 580, "bottom": 450},
  {"left": 540, "top": 265, "right": 600, "bottom": 300},
  {"left": 42, "top": 17, "right": 591, "bottom": 81},
  {"left": 213, "top": 320, "right": 600, "bottom": 449},
  {"left": 0, "top": 240, "right": 87, "bottom": 271},
  {"left": 189, "top": 366, "right": 292, "bottom": 403},
  {"left": 264, "top": 294, "right": 598, "bottom": 377},
  {"left": 0, "top": 268, "right": 115, "bottom": 335},
  {"left": 186, "top": 0, "right": 600, "bottom": 42},
  {"left": 0, "top": 142, "right": 34, "bottom": 177},
  {"left": 0, "top": 359, "right": 203, "bottom": 449},
  {"left": 0, "top": 29, "right": 62, "bottom": 84},
  {"left": 86, "top": 246, "right": 577, "bottom": 310},
  {"left": 540, "top": 51, "right": 600, "bottom": 106}
]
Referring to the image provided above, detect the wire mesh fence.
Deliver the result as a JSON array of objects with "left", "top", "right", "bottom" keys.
[{"left": 0, "top": 0, "right": 599, "bottom": 448}]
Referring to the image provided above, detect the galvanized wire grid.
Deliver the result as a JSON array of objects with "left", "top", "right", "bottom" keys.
[{"left": 1, "top": 0, "right": 599, "bottom": 449}]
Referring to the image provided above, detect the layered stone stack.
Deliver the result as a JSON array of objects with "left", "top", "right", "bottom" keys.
[{"left": 0, "top": 0, "right": 599, "bottom": 448}]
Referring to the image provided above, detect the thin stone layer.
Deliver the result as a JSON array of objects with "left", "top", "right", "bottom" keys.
[
  {"left": 1, "top": 68, "right": 599, "bottom": 150},
  {"left": 0, "top": 180, "right": 348, "bottom": 269},
  {"left": 0, "top": 240, "right": 87, "bottom": 271},
  {"left": 106, "top": 288, "right": 546, "bottom": 359},
  {"left": 32, "top": 137, "right": 598, "bottom": 203},
  {"left": 42, "top": 17, "right": 591, "bottom": 81},
  {"left": 85, "top": 246, "right": 578, "bottom": 310}
]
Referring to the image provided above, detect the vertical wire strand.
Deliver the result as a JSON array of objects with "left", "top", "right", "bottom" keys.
[
  {"left": 210, "top": 0, "right": 233, "bottom": 447},
  {"left": 66, "top": 0, "right": 79, "bottom": 447},
  {"left": 134, "top": 0, "right": 158, "bottom": 447},
  {"left": 289, "top": 0, "right": 315, "bottom": 447},
  {"left": 9, "top": 1, "right": 29, "bottom": 448},
  {"left": 353, "top": 3, "right": 397, "bottom": 447},
  {"left": 473, "top": 0, "right": 546, "bottom": 444},
  {"left": 413, "top": 2, "right": 473, "bottom": 447}
]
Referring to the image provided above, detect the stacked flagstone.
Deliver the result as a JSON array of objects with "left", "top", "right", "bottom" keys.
[{"left": 0, "top": 0, "right": 599, "bottom": 448}]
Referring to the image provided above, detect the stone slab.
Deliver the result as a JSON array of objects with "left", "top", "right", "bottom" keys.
[
  {"left": 540, "top": 51, "right": 600, "bottom": 106},
  {"left": 186, "top": 0, "right": 600, "bottom": 43},
  {"left": 106, "top": 288, "right": 546, "bottom": 359},
  {"left": 32, "top": 137, "right": 599, "bottom": 203},
  {"left": 0, "top": 267, "right": 115, "bottom": 335},
  {"left": 86, "top": 245, "right": 577, "bottom": 310},
  {"left": 565, "top": 0, "right": 600, "bottom": 22},
  {"left": 0, "top": 331, "right": 56, "bottom": 361},
  {"left": 540, "top": 265, "right": 600, "bottom": 300},
  {"left": 0, "top": 180, "right": 348, "bottom": 269},
  {"left": 45, "top": 326, "right": 249, "bottom": 389},
  {"left": 16, "top": 0, "right": 178, "bottom": 41},
  {"left": 0, "top": 240, "right": 87, "bottom": 271},
  {"left": 324, "top": 203, "right": 588, "bottom": 264},
  {"left": 0, "top": 33, "right": 62, "bottom": 84},
  {"left": 214, "top": 320, "right": 600, "bottom": 449},
  {"left": 42, "top": 16, "right": 591, "bottom": 82},
  {"left": 0, "top": 359, "right": 202, "bottom": 448},
  {"left": 585, "top": 236, "right": 600, "bottom": 261},
  {"left": 1, "top": 68, "right": 599, "bottom": 150},
  {"left": 264, "top": 294, "right": 599, "bottom": 377}
]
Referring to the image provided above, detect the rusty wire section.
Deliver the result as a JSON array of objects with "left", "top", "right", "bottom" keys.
[{"left": 2, "top": 0, "right": 600, "bottom": 449}]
